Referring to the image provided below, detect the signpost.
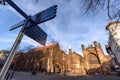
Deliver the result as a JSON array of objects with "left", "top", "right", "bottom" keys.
[{"left": 0, "top": 0, "right": 57, "bottom": 80}]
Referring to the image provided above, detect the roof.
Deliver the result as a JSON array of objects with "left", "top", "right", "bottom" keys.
[
  {"left": 34, "top": 43, "right": 58, "bottom": 51},
  {"left": 73, "top": 51, "right": 84, "bottom": 58},
  {"left": 106, "top": 22, "right": 120, "bottom": 30},
  {"left": 68, "top": 51, "right": 83, "bottom": 59}
]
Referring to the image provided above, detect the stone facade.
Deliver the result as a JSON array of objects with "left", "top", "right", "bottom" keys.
[
  {"left": 11, "top": 42, "right": 111, "bottom": 75},
  {"left": 81, "top": 41, "right": 111, "bottom": 75},
  {"left": 0, "top": 50, "right": 9, "bottom": 60},
  {"left": 65, "top": 41, "right": 111, "bottom": 75},
  {"left": 66, "top": 49, "right": 86, "bottom": 75},
  {"left": 0, "top": 50, "right": 9, "bottom": 69}
]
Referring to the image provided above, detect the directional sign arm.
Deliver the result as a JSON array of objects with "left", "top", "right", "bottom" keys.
[
  {"left": 9, "top": 20, "right": 25, "bottom": 31},
  {"left": 31, "top": 5, "right": 57, "bottom": 25},
  {"left": 9, "top": 5, "right": 57, "bottom": 31},
  {"left": 25, "top": 26, "right": 47, "bottom": 45},
  {"left": 24, "top": 5, "right": 57, "bottom": 29}
]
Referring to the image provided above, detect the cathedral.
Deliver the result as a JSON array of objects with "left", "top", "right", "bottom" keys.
[
  {"left": 65, "top": 41, "right": 111, "bottom": 75},
  {"left": 11, "top": 41, "right": 111, "bottom": 75}
]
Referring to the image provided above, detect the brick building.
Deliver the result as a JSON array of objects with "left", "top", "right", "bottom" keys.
[{"left": 11, "top": 43, "right": 66, "bottom": 74}]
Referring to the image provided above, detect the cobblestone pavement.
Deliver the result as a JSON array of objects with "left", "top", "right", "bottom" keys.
[{"left": 10, "top": 71, "right": 120, "bottom": 80}]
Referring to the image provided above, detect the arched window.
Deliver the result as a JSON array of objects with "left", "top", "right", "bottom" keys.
[{"left": 88, "top": 53, "right": 100, "bottom": 64}]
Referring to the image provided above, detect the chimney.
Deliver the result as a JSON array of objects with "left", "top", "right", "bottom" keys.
[{"left": 69, "top": 49, "right": 72, "bottom": 53}]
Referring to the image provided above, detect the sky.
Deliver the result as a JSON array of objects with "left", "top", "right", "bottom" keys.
[{"left": 0, "top": 0, "right": 110, "bottom": 55}]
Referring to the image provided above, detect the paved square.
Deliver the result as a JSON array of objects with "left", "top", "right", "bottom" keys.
[{"left": 9, "top": 71, "right": 120, "bottom": 80}]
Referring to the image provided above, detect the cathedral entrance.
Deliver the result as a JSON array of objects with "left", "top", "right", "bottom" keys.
[{"left": 88, "top": 53, "right": 101, "bottom": 75}]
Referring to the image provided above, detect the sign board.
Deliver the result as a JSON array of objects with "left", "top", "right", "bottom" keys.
[{"left": 9, "top": 5, "right": 57, "bottom": 31}]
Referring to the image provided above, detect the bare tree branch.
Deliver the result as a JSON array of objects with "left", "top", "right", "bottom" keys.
[
  {"left": 107, "top": 0, "right": 112, "bottom": 20},
  {"left": 81, "top": 0, "right": 120, "bottom": 21}
]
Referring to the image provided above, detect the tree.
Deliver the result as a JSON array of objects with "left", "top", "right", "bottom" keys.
[
  {"left": 18, "top": 45, "right": 35, "bottom": 53},
  {"left": 81, "top": 0, "right": 120, "bottom": 21}
]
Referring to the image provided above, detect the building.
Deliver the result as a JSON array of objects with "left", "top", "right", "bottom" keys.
[
  {"left": 65, "top": 41, "right": 111, "bottom": 75},
  {"left": 82, "top": 41, "right": 111, "bottom": 75},
  {"left": 105, "top": 22, "right": 120, "bottom": 68},
  {"left": 12, "top": 42, "right": 111, "bottom": 75},
  {"left": 11, "top": 43, "right": 66, "bottom": 74},
  {"left": 66, "top": 49, "right": 86, "bottom": 75},
  {"left": 0, "top": 50, "right": 9, "bottom": 60},
  {"left": 0, "top": 50, "right": 9, "bottom": 69}
]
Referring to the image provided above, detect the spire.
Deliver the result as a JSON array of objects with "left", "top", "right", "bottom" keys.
[
  {"left": 81, "top": 44, "right": 85, "bottom": 50},
  {"left": 93, "top": 41, "right": 98, "bottom": 46},
  {"left": 98, "top": 43, "right": 101, "bottom": 47}
]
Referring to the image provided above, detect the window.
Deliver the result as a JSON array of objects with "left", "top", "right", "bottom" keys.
[{"left": 88, "top": 53, "right": 100, "bottom": 64}]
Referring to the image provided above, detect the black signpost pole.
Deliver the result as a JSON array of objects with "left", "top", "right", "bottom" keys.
[
  {"left": 0, "top": 16, "right": 30, "bottom": 80},
  {"left": 5, "top": 0, "right": 28, "bottom": 18}
]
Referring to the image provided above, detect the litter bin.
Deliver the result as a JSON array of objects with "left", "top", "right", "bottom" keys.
[{"left": 32, "top": 70, "right": 37, "bottom": 75}]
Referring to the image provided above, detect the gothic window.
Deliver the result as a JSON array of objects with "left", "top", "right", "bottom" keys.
[{"left": 88, "top": 53, "right": 100, "bottom": 64}]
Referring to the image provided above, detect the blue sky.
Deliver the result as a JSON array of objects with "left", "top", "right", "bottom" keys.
[{"left": 0, "top": 0, "right": 110, "bottom": 55}]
